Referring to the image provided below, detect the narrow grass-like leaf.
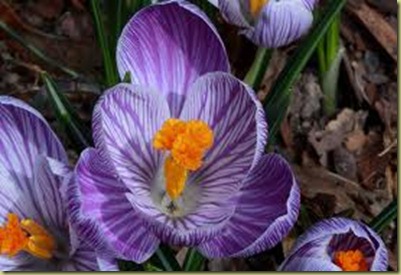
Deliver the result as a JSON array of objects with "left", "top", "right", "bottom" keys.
[
  {"left": 90, "top": 0, "right": 118, "bottom": 87},
  {"left": 264, "top": 0, "right": 347, "bottom": 144},
  {"left": 322, "top": 46, "right": 345, "bottom": 116},
  {"left": 369, "top": 199, "right": 397, "bottom": 233},
  {"left": 244, "top": 48, "right": 273, "bottom": 90},
  {"left": 183, "top": 248, "right": 205, "bottom": 271},
  {"left": 117, "top": 260, "right": 144, "bottom": 271},
  {"left": 0, "top": 20, "right": 81, "bottom": 79},
  {"left": 41, "top": 72, "right": 92, "bottom": 151},
  {"left": 148, "top": 245, "right": 182, "bottom": 271}
]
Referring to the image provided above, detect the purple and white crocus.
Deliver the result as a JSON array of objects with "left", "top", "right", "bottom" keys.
[
  {"left": 0, "top": 97, "right": 116, "bottom": 271},
  {"left": 68, "top": 0, "right": 300, "bottom": 263},
  {"left": 279, "top": 218, "right": 388, "bottom": 271},
  {"left": 215, "top": 0, "right": 317, "bottom": 48}
]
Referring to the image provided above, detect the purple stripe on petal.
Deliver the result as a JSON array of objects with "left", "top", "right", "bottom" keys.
[
  {"left": 96, "top": 254, "right": 119, "bottom": 271},
  {"left": 301, "top": 0, "right": 318, "bottom": 11},
  {"left": 68, "top": 148, "right": 159, "bottom": 263},
  {"left": 180, "top": 72, "right": 267, "bottom": 199},
  {"left": 62, "top": 246, "right": 100, "bottom": 271},
  {"left": 0, "top": 96, "right": 67, "bottom": 165},
  {"left": 0, "top": 255, "right": 48, "bottom": 271},
  {"left": 279, "top": 217, "right": 388, "bottom": 271},
  {"left": 31, "top": 156, "right": 67, "bottom": 233},
  {"left": 246, "top": 0, "right": 313, "bottom": 48},
  {"left": 280, "top": 257, "right": 341, "bottom": 271},
  {"left": 218, "top": 0, "right": 251, "bottom": 28},
  {"left": 116, "top": 1, "right": 230, "bottom": 116},
  {"left": 197, "top": 154, "right": 299, "bottom": 258},
  {"left": 92, "top": 83, "right": 170, "bottom": 210}
]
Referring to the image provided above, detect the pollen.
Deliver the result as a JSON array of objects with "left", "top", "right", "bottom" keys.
[
  {"left": 153, "top": 118, "right": 214, "bottom": 199},
  {"left": 0, "top": 214, "right": 28, "bottom": 257},
  {"left": 334, "top": 249, "right": 368, "bottom": 271},
  {"left": 250, "top": 0, "right": 268, "bottom": 17},
  {"left": 164, "top": 156, "right": 188, "bottom": 200},
  {"left": 153, "top": 119, "right": 187, "bottom": 150},
  {"left": 0, "top": 213, "right": 55, "bottom": 260}
]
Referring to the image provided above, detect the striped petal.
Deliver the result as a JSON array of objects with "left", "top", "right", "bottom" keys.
[
  {"left": 62, "top": 245, "right": 104, "bottom": 271},
  {"left": 68, "top": 148, "right": 159, "bottom": 263},
  {"left": 30, "top": 156, "right": 67, "bottom": 231},
  {"left": 197, "top": 154, "right": 299, "bottom": 258},
  {"left": 218, "top": 0, "right": 251, "bottom": 28},
  {"left": 301, "top": 0, "right": 318, "bottom": 11},
  {"left": 0, "top": 255, "right": 48, "bottom": 271},
  {"left": 0, "top": 96, "right": 67, "bottom": 188},
  {"left": 279, "top": 218, "right": 388, "bottom": 271},
  {"left": 246, "top": 0, "right": 314, "bottom": 47},
  {"left": 180, "top": 72, "right": 267, "bottom": 201},
  {"left": 116, "top": 1, "right": 229, "bottom": 117},
  {"left": 92, "top": 83, "right": 170, "bottom": 209}
]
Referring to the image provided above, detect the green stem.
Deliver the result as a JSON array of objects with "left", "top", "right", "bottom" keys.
[
  {"left": 369, "top": 200, "right": 397, "bottom": 233},
  {"left": 317, "top": 38, "right": 327, "bottom": 78},
  {"left": 90, "top": 0, "right": 118, "bottom": 87},
  {"left": 326, "top": 15, "right": 340, "bottom": 66},
  {"left": 152, "top": 246, "right": 182, "bottom": 271},
  {"left": 0, "top": 20, "right": 81, "bottom": 79},
  {"left": 244, "top": 47, "right": 273, "bottom": 90},
  {"left": 183, "top": 248, "right": 205, "bottom": 271},
  {"left": 155, "top": 249, "right": 174, "bottom": 271}
]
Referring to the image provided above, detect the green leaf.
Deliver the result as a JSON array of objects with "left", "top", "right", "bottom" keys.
[
  {"left": 117, "top": 259, "right": 144, "bottom": 271},
  {"left": 41, "top": 72, "right": 92, "bottom": 151},
  {"left": 264, "top": 0, "right": 347, "bottom": 145},
  {"left": 369, "top": 199, "right": 397, "bottom": 233},
  {"left": 147, "top": 245, "right": 182, "bottom": 271},
  {"left": 244, "top": 48, "right": 273, "bottom": 90},
  {"left": 90, "top": 0, "right": 119, "bottom": 87},
  {"left": 183, "top": 248, "right": 205, "bottom": 271},
  {"left": 322, "top": 46, "right": 345, "bottom": 116},
  {"left": 143, "top": 262, "right": 163, "bottom": 271}
]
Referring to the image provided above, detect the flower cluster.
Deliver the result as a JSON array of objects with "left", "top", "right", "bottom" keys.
[{"left": 0, "top": 0, "right": 388, "bottom": 272}]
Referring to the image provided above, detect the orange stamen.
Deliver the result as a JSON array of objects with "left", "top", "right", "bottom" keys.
[
  {"left": 153, "top": 119, "right": 214, "bottom": 199},
  {"left": 153, "top": 119, "right": 187, "bottom": 151},
  {"left": 334, "top": 249, "right": 368, "bottom": 271},
  {"left": 0, "top": 214, "right": 28, "bottom": 257},
  {"left": 249, "top": 0, "right": 268, "bottom": 17},
  {"left": 164, "top": 156, "right": 188, "bottom": 200},
  {"left": 0, "top": 213, "right": 55, "bottom": 260}
]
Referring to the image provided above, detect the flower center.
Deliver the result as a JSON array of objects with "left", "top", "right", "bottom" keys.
[
  {"left": 0, "top": 213, "right": 56, "bottom": 260},
  {"left": 153, "top": 119, "right": 213, "bottom": 201},
  {"left": 334, "top": 249, "right": 368, "bottom": 271},
  {"left": 249, "top": 0, "right": 269, "bottom": 17}
]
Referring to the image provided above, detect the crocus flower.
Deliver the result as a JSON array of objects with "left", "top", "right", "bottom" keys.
[
  {"left": 68, "top": 0, "right": 300, "bottom": 263},
  {"left": 216, "top": 0, "right": 317, "bottom": 47},
  {"left": 279, "top": 217, "right": 388, "bottom": 271},
  {"left": 0, "top": 96, "right": 116, "bottom": 271}
]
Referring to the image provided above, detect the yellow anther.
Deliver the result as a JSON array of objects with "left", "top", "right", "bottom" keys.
[
  {"left": 184, "top": 120, "right": 214, "bottom": 151},
  {"left": 25, "top": 236, "right": 54, "bottom": 259},
  {"left": 0, "top": 214, "right": 55, "bottom": 260},
  {"left": 164, "top": 156, "right": 188, "bottom": 200},
  {"left": 153, "top": 119, "right": 187, "bottom": 150},
  {"left": 250, "top": 0, "right": 268, "bottom": 17},
  {"left": 334, "top": 249, "right": 368, "bottom": 271},
  {"left": 0, "top": 214, "right": 28, "bottom": 257},
  {"left": 153, "top": 118, "right": 214, "bottom": 200}
]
